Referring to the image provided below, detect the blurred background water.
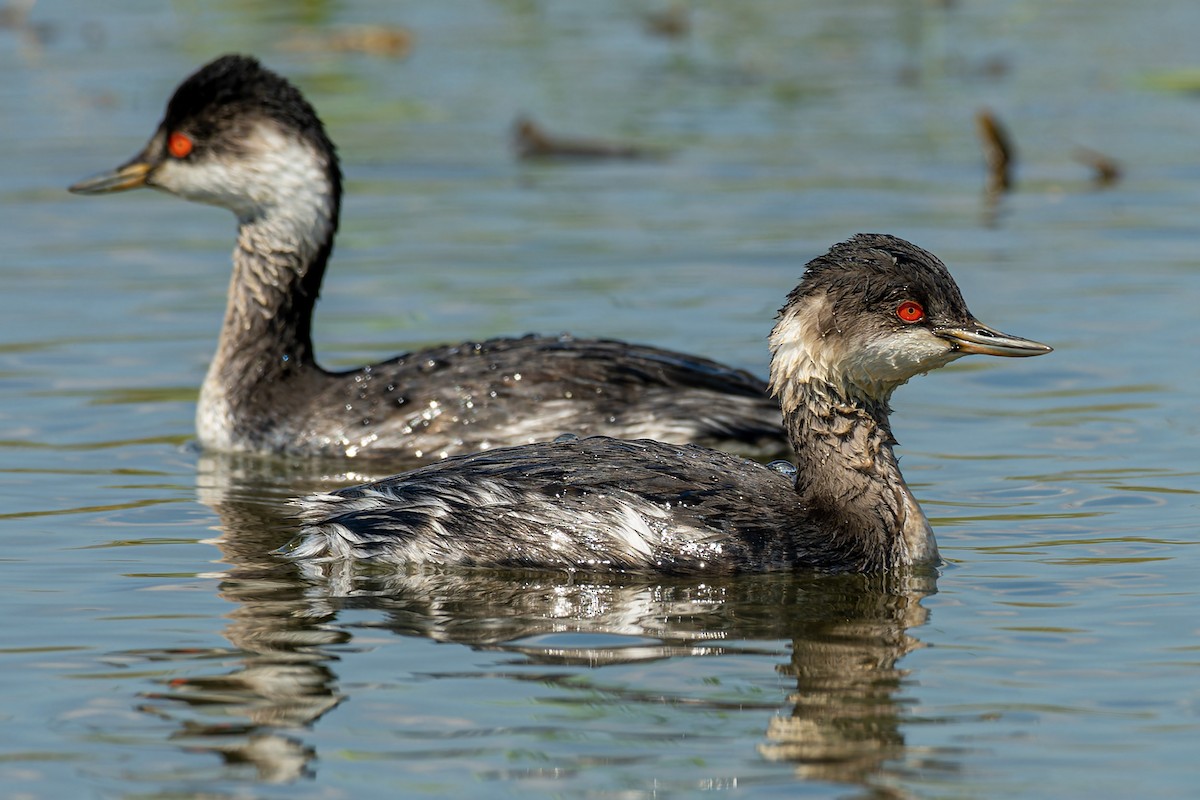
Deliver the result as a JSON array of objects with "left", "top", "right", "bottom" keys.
[{"left": 1, "top": 1, "right": 1198, "bottom": 797}]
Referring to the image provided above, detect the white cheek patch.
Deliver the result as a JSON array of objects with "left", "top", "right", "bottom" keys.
[
  {"left": 841, "top": 327, "right": 961, "bottom": 397},
  {"left": 768, "top": 293, "right": 962, "bottom": 404},
  {"left": 153, "top": 124, "right": 334, "bottom": 239},
  {"left": 768, "top": 294, "right": 843, "bottom": 410}
]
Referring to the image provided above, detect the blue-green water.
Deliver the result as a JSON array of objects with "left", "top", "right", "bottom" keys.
[{"left": 2, "top": 2, "right": 1198, "bottom": 797}]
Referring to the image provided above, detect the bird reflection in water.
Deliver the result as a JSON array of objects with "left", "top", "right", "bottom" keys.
[{"left": 115, "top": 454, "right": 940, "bottom": 791}]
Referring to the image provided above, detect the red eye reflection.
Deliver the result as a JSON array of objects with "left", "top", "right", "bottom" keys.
[
  {"left": 896, "top": 300, "right": 925, "bottom": 324},
  {"left": 168, "top": 131, "right": 194, "bottom": 159}
]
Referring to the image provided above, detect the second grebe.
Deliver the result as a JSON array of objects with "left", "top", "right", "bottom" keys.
[
  {"left": 69, "top": 54, "right": 785, "bottom": 462},
  {"left": 283, "top": 234, "right": 1052, "bottom": 574}
]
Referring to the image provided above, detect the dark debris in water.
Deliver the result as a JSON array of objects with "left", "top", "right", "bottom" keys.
[
  {"left": 643, "top": 4, "right": 690, "bottom": 39},
  {"left": 513, "top": 115, "right": 665, "bottom": 162},
  {"left": 976, "top": 107, "right": 1015, "bottom": 195},
  {"left": 1073, "top": 145, "right": 1122, "bottom": 187}
]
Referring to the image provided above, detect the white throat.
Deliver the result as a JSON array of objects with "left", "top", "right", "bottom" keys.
[
  {"left": 768, "top": 292, "right": 964, "bottom": 410},
  {"left": 154, "top": 123, "right": 336, "bottom": 252}
]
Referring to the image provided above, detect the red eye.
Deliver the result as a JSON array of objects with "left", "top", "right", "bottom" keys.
[
  {"left": 168, "top": 131, "right": 193, "bottom": 159},
  {"left": 896, "top": 300, "right": 925, "bottom": 323}
]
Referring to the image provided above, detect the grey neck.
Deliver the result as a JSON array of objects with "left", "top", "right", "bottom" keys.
[
  {"left": 223, "top": 218, "right": 324, "bottom": 366},
  {"left": 784, "top": 379, "right": 938, "bottom": 570},
  {"left": 197, "top": 210, "right": 333, "bottom": 451}
]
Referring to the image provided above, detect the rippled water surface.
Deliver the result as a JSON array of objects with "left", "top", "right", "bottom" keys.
[{"left": 2, "top": 2, "right": 1198, "bottom": 798}]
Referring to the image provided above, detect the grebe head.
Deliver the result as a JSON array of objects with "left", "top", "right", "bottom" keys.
[
  {"left": 69, "top": 54, "right": 341, "bottom": 228},
  {"left": 769, "top": 233, "right": 1051, "bottom": 409}
]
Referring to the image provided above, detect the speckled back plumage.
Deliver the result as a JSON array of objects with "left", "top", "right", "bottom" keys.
[{"left": 283, "top": 335, "right": 782, "bottom": 462}]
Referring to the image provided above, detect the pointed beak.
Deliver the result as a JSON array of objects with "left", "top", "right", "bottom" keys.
[
  {"left": 69, "top": 151, "right": 154, "bottom": 195},
  {"left": 936, "top": 321, "right": 1053, "bottom": 358}
]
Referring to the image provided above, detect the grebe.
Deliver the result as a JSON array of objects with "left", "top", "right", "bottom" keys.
[
  {"left": 283, "top": 234, "right": 1052, "bottom": 574},
  {"left": 69, "top": 54, "right": 784, "bottom": 461}
]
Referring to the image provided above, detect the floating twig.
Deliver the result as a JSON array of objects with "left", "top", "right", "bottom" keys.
[
  {"left": 976, "top": 107, "right": 1015, "bottom": 194},
  {"left": 513, "top": 116, "right": 659, "bottom": 161},
  {"left": 1073, "top": 146, "right": 1122, "bottom": 187},
  {"left": 644, "top": 5, "right": 690, "bottom": 38}
]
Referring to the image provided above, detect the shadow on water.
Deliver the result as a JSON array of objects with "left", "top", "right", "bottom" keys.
[{"left": 99, "top": 454, "right": 945, "bottom": 793}]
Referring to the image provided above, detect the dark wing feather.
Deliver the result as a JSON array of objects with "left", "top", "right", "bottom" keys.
[{"left": 288, "top": 436, "right": 833, "bottom": 573}]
